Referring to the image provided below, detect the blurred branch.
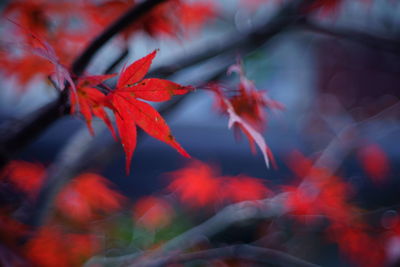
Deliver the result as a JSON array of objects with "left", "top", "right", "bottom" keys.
[
  {"left": 0, "top": 95, "right": 69, "bottom": 169},
  {"left": 154, "top": 195, "right": 289, "bottom": 252},
  {"left": 137, "top": 244, "right": 320, "bottom": 267},
  {"left": 151, "top": 0, "right": 307, "bottom": 78},
  {"left": 300, "top": 18, "right": 400, "bottom": 55},
  {"left": 71, "top": 0, "right": 167, "bottom": 76},
  {"left": 18, "top": 121, "right": 109, "bottom": 228},
  {"left": 314, "top": 100, "right": 400, "bottom": 172},
  {"left": 84, "top": 193, "right": 290, "bottom": 267}
]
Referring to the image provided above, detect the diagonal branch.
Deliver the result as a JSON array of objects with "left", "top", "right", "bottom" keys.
[
  {"left": 137, "top": 244, "right": 320, "bottom": 267},
  {"left": 84, "top": 193, "right": 290, "bottom": 267},
  {"left": 72, "top": 0, "right": 168, "bottom": 76}
]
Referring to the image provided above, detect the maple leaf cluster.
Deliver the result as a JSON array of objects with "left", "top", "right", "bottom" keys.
[
  {"left": 167, "top": 160, "right": 271, "bottom": 207},
  {"left": 132, "top": 196, "right": 174, "bottom": 230},
  {"left": 1, "top": 20, "right": 193, "bottom": 173}
]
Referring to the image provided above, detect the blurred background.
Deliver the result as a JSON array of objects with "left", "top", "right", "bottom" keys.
[{"left": 1, "top": 0, "right": 400, "bottom": 266}]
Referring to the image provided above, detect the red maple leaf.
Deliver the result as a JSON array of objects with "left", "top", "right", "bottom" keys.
[
  {"left": 211, "top": 60, "right": 282, "bottom": 168},
  {"left": 71, "top": 74, "right": 117, "bottom": 138},
  {"left": 107, "top": 50, "right": 191, "bottom": 173},
  {"left": 55, "top": 173, "right": 125, "bottom": 223}
]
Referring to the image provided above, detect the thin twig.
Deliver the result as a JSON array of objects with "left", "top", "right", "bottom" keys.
[{"left": 105, "top": 48, "right": 129, "bottom": 74}]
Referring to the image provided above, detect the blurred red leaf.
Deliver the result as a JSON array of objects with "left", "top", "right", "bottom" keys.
[
  {"left": 56, "top": 173, "right": 125, "bottom": 223},
  {"left": 167, "top": 160, "right": 270, "bottom": 207},
  {"left": 227, "top": 61, "right": 283, "bottom": 132},
  {"left": 1, "top": 161, "right": 45, "bottom": 198},
  {"left": 357, "top": 143, "right": 389, "bottom": 184},
  {"left": 133, "top": 196, "right": 174, "bottom": 230},
  {"left": 84, "top": 0, "right": 215, "bottom": 41},
  {"left": 25, "top": 227, "right": 69, "bottom": 267},
  {"left": 222, "top": 176, "right": 271, "bottom": 203},
  {"left": 25, "top": 227, "right": 99, "bottom": 267},
  {"left": 285, "top": 151, "right": 354, "bottom": 223},
  {"left": 8, "top": 20, "right": 76, "bottom": 92},
  {"left": 327, "top": 222, "right": 385, "bottom": 267},
  {"left": 167, "top": 161, "right": 220, "bottom": 207},
  {"left": 178, "top": 1, "right": 215, "bottom": 35},
  {"left": 211, "top": 60, "right": 282, "bottom": 168},
  {"left": 0, "top": 214, "right": 29, "bottom": 246}
]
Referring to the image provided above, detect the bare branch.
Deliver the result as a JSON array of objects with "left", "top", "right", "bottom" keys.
[
  {"left": 84, "top": 193, "right": 290, "bottom": 267},
  {"left": 137, "top": 244, "right": 320, "bottom": 267},
  {"left": 105, "top": 48, "right": 130, "bottom": 74}
]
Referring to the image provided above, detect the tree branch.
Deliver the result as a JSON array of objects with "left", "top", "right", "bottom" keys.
[
  {"left": 137, "top": 244, "right": 320, "bottom": 267},
  {"left": 105, "top": 48, "right": 130, "bottom": 74},
  {"left": 299, "top": 18, "right": 400, "bottom": 55},
  {"left": 84, "top": 193, "right": 290, "bottom": 267},
  {"left": 72, "top": 0, "right": 168, "bottom": 76}
]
